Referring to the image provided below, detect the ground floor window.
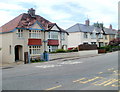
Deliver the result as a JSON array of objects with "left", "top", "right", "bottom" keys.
[
  {"left": 83, "top": 42, "right": 88, "bottom": 44},
  {"left": 91, "top": 42, "right": 96, "bottom": 45},
  {"left": 29, "top": 46, "right": 41, "bottom": 55},
  {"left": 49, "top": 46, "right": 58, "bottom": 52}
]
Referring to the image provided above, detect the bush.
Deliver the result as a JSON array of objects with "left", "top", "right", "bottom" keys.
[
  {"left": 66, "top": 49, "right": 73, "bottom": 52},
  {"left": 67, "top": 47, "right": 78, "bottom": 52},
  {"left": 98, "top": 45, "right": 120, "bottom": 52},
  {"left": 55, "top": 49, "right": 66, "bottom": 53},
  {"left": 51, "top": 48, "right": 78, "bottom": 53}
]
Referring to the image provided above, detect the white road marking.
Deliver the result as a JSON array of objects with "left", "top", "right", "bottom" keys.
[
  {"left": 60, "top": 61, "right": 82, "bottom": 65},
  {"left": 35, "top": 61, "right": 83, "bottom": 68},
  {"left": 35, "top": 65, "right": 62, "bottom": 68}
]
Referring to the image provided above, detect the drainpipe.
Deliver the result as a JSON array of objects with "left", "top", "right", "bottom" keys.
[{"left": 44, "top": 31, "right": 46, "bottom": 52}]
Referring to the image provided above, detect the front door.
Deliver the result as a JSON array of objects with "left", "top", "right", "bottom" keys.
[
  {"left": 15, "top": 45, "right": 22, "bottom": 61},
  {"left": 15, "top": 46, "right": 19, "bottom": 61}
]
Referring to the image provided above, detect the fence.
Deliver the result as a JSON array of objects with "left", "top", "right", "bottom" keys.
[{"left": 78, "top": 44, "right": 97, "bottom": 51}]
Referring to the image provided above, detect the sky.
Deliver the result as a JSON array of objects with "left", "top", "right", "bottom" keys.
[{"left": 0, "top": 0, "right": 119, "bottom": 29}]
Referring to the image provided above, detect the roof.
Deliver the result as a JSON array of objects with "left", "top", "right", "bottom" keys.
[
  {"left": 104, "top": 28, "right": 117, "bottom": 35},
  {"left": 66, "top": 23, "right": 117, "bottom": 35},
  {"left": 0, "top": 14, "right": 23, "bottom": 33},
  {"left": 47, "top": 23, "right": 69, "bottom": 35},
  {"left": 0, "top": 13, "right": 68, "bottom": 34},
  {"left": 66, "top": 23, "right": 96, "bottom": 33}
]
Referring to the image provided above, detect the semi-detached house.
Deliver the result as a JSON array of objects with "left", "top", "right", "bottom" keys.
[
  {"left": 66, "top": 19, "right": 117, "bottom": 49},
  {"left": 0, "top": 8, "right": 68, "bottom": 63}
]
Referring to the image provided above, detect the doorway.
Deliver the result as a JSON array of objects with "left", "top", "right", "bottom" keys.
[{"left": 15, "top": 45, "right": 23, "bottom": 61}]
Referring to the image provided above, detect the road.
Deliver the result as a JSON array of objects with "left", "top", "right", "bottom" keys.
[{"left": 2, "top": 51, "right": 119, "bottom": 90}]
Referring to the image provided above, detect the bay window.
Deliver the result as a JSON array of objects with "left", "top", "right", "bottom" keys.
[
  {"left": 29, "top": 46, "right": 41, "bottom": 55},
  {"left": 48, "top": 32, "right": 58, "bottom": 39}
]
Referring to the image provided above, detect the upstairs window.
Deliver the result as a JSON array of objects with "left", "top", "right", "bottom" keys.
[
  {"left": 16, "top": 29, "right": 23, "bottom": 38},
  {"left": 61, "top": 33, "right": 65, "bottom": 40},
  {"left": 29, "top": 30, "right": 41, "bottom": 38},
  {"left": 98, "top": 34, "right": 103, "bottom": 39},
  {"left": 105, "top": 35, "right": 107, "bottom": 40},
  {"left": 110, "top": 35, "right": 115, "bottom": 39},
  {"left": 48, "top": 32, "right": 58, "bottom": 40},
  {"left": 83, "top": 33, "right": 88, "bottom": 38},
  {"left": 91, "top": 33, "right": 96, "bottom": 39}
]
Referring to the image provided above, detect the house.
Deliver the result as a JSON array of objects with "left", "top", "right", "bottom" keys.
[
  {"left": 0, "top": 8, "right": 68, "bottom": 63},
  {"left": 97, "top": 24, "right": 117, "bottom": 47},
  {"left": 66, "top": 19, "right": 117, "bottom": 49}
]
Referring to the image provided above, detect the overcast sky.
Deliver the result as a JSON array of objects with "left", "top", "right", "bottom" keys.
[{"left": 0, "top": 0, "right": 119, "bottom": 29}]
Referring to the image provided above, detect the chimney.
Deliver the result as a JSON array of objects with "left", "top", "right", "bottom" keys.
[
  {"left": 85, "top": 19, "right": 90, "bottom": 26},
  {"left": 28, "top": 8, "right": 35, "bottom": 17},
  {"left": 109, "top": 24, "right": 112, "bottom": 29}
]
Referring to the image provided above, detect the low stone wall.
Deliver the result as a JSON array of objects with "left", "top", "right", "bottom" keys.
[
  {"left": 79, "top": 50, "right": 98, "bottom": 56},
  {"left": 49, "top": 52, "right": 79, "bottom": 60},
  {"left": 49, "top": 50, "right": 98, "bottom": 60}
]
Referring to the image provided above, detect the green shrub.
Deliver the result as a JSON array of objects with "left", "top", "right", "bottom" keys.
[
  {"left": 55, "top": 49, "right": 66, "bottom": 53},
  {"left": 98, "top": 45, "right": 120, "bottom": 52},
  {"left": 66, "top": 49, "right": 73, "bottom": 52}
]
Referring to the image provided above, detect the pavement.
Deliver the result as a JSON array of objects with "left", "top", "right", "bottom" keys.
[
  {"left": 0, "top": 52, "right": 103, "bottom": 69},
  {"left": 0, "top": 61, "right": 24, "bottom": 69}
]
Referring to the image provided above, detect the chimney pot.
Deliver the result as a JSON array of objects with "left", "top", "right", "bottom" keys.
[
  {"left": 85, "top": 19, "right": 90, "bottom": 26},
  {"left": 28, "top": 8, "right": 35, "bottom": 17},
  {"left": 109, "top": 24, "right": 112, "bottom": 29}
]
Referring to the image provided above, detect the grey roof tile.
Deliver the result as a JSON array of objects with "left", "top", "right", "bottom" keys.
[
  {"left": 104, "top": 28, "right": 117, "bottom": 35},
  {"left": 66, "top": 23, "right": 117, "bottom": 35}
]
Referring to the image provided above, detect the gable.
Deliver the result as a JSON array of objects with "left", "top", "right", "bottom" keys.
[
  {"left": 31, "top": 22, "right": 43, "bottom": 30},
  {"left": 50, "top": 25, "right": 60, "bottom": 31},
  {"left": 93, "top": 28, "right": 99, "bottom": 33}
]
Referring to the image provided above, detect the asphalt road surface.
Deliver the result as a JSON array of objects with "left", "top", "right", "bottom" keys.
[{"left": 2, "top": 51, "right": 119, "bottom": 90}]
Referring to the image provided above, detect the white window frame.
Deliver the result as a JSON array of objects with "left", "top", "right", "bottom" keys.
[
  {"left": 29, "top": 30, "right": 41, "bottom": 38},
  {"left": 49, "top": 46, "right": 58, "bottom": 52},
  {"left": 98, "top": 34, "right": 103, "bottom": 39},
  {"left": 29, "top": 46, "right": 41, "bottom": 55},
  {"left": 16, "top": 29, "right": 23, "bottom": 38},
  {"left": 91, "top": 42, "right": 96, "bottom": 45},
  {"left": 61, "top": 33, "right": 65, "bottom": 40},
  {"left": 110, "top": 35, "right": 115, "bottom": 39},
  {"left": 48, "top": 32, "right": 58, "bottom": 40},
  {"left": 104, "top": 35, "right": 107, "bottom": 40},
  {"left": 91, "top": 33, "right": 96, "bottom": 39},
  {"left": 83, "top": 33, "right": 88, "bottom": 39}
]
